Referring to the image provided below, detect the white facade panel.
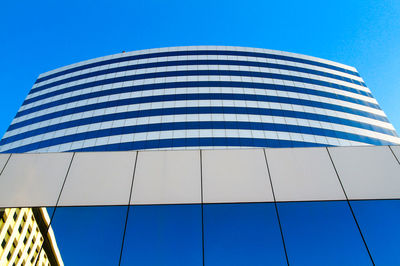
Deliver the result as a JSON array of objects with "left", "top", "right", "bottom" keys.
[
  {"left": 266, "top": 147, "right": 346, "bottom": 201},
  {"left": 0, "top": 153, "right": 73, "bottom": 207},
  {"left": 202, "top": 149, "right": 274, "bottom": 203},
  {"left": 390, "top": 145, "right": 400, "bottom": 163},
  {"left": 0, "top": 154, "right": 10, "bottom": 173},
  {"left": 328, "top": 146, "right": 400, "bottom": 200},
  {"left": 131, "top": 150, "right": 201, "bottom": 204},
  {"left": 58, "top": 151, "right": 136, "bottom": 206},
  {"left": 0, "top": 146, "right": 398, "bottom": 206}
]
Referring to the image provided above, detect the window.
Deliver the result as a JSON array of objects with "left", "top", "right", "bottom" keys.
[
  {"left": 351, "top": 199, "right": 400, "bottom": 265},
  {"left": 203, "top": 203, "right": 287, "bottom": 265},
  {"left": 13, "top": 208, "right": 20, "bottom": 220},
  {"left": 121, "top": 204, "right": 202, "bottom": 265},
  {"left": 277, "top": 201, "right": 372, "bottom": 265},
  {"left": 48, "top": 206, "right": 127, "bottom": 265},
  {"left": 0, "top": 216, "right": 5, "bottom": 231}
]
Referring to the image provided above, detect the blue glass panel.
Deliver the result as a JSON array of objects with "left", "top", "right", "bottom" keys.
[
  {"left": 34, "top": 50, "right": 359, "bottom": 85},
  {"left": 120, "top": 204, "right": 202, "bottom": 266},
  {"left": 32, "top": 59, "right": 363, "bottom": 94},
  {"left": 45, "top": 206, "right": 55, "bottom": 218},
  {"left": 3, "top": 106, "right": 394, "bottom": 146},
  {"left": 277, "top": 201, "right": 372, "bottom": 265},
  {"left": 48, "top": 206, "right": 127, "bottom": 266},
  {"left": 3, "top": 121, "right": 394, "bottom": 153},
  {"left": 23, "top": 74, "right": 371, "bottom": 110},
  {"left": 351, "top": 199, "right": 400, "bottom": 265},
  {"left": 203, "top": 203, "right": 287, "bottom": 266},
  {"left": 13, "top": 91, "right": 386, "bottom": 128}
]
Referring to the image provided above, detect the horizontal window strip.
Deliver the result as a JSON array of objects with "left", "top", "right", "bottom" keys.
[
  {"left": 2, "top": 107, "right": 396, "bottom": 146},
  {"left": 18, "top": 81, "right": 380, "bottom": 119},
  {"left": 35, "top": 49, "right": 359, "bottom": 84},
  {"left": 10, "top": 93, "right": 389, "bottom": 132},
  {"left": 4, "top": 120, "right": 395, "bottom": 153},
  {"left": 33, "top": 59, "right": 365, "bottom": 93},
  {"left": 25, "top": 70, "right": 371, "bottom": 107},
  {"left": 8, "top": 137, "right": 329, "bottom": 153}
]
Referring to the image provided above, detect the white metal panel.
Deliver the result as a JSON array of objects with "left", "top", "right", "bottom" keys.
[
  {"left": 58, "top": 151, "right": 136, "bottom": 206},
  {"left": 202, "top": 149, "right": 273, "bottom": 203},
  {"left": 131, "top": 150, "right": 201, "bottom": 204},
  {"left": 390, "top": 145, "right": 400, "bottom": 164},
  {"left": 0, "top": 153, "right": 73, "bottom": 207},
  {"left": 329, "top": 146, "right": 400, "bottom": 200},
  {"left": 0, "top": 154, "right": 10, "bottom": 173},
  {"left": 266, "top": 147, "right": 346, "bottom": 201}
]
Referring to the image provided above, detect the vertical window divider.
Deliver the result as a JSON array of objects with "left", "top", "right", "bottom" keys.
[
  {"left": 35, "top": 152, "right": 76, "bottom": 266},
  {"left": 326, "top": 147, "right": 375, "bottom": 265},
  {"left": 262, "top": 149, "right": 290, "bottom": 265},
  {"left": 200, "top": 149, "right": 205, "bottom": 266},
  {"left": 388, "top": 145, "right": 400, "bottom": 165},
  {"left": 0, "top": 153, "right": 12, "bottom": 176},
  {"left": 118, "top": 151, "right": 139, "bottom": 266}
]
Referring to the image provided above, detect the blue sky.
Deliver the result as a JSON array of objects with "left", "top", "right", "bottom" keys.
[{"left": 1, "top": 0, "right": 399, "bottom": 137}]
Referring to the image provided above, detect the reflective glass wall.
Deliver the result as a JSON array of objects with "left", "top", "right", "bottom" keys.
[
  {"left": 3, "top": 200, "right": 400, "bottom": 265},
  {"left": 0, "top": 146, "right": 400, "bottom": 265}
]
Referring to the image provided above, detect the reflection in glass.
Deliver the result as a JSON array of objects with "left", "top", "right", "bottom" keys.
[
  {"left": 351, "top": 199, "right": 400, "bottom": 265},
  {"left": 49, "top": 206, "right": 127, "bottom": 266},
  {"left": 278, "top": 201, "right": 372, "bottom": 265},
  {"left": 120, "top": 204, "right": 202, "bottom": 266},
  {"left": 0, "top": 207, "right": 61, "bottom": 265},
  {"left": 204, "top": 203, "right": 287, "bottom": 266}
]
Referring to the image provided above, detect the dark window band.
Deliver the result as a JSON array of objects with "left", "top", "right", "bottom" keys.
[
  {"left": 2, "top": 106, "right": 396, "bottom": 146},
  {"left": 18, "top": 81, "right": 380, "bottom": 118},
  {"left": 32, "top": 59, "right": 366, "bottom": 93},
  {"left": 7, "top": 137, "right": 328, "bottom": 153},
  {"left": 3, "top": 121, "right": 395, "bottom": 153},
  {"left": 9, "top": 93, "right": 389, "bottom": 134},
  {"left": 25, "top": 70, "right": 372, "bottom": 108},
  {"left": 35, "top": 49, "right": 360, "bottom": 85}
]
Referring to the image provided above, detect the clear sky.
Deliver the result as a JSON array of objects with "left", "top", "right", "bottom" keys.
[{"left": 1, "top": 0, "right": 399, "bottom": 137}]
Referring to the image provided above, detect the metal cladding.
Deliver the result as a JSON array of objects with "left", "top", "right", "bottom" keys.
[{"left": 1, "top": 46, "right": 399, "bottom": 153}]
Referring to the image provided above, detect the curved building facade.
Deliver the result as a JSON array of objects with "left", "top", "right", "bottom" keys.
[
  {"left": 1, "top": 46, "right": 400, "bottom": 265},
  {"left": 0, "top": 46, "right": 399, "bottom": 153}
]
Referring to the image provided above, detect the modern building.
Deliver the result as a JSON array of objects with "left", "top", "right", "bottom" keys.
[
  {"left": 0, "top": 208, "right": 63, "bottom": 265},
  {"left": 0, "top": 46, "right": 399, "bottom": 153},
  {"left": 0, "top": 46, "right": 399, "bottom": 265}
]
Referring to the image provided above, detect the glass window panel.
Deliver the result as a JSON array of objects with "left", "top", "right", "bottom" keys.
[
  {"left": 47, "top": 206, "right": 127, "bottom": 265},
  {"left": 278, "top": 201, "right": 372, "bottom": 265},
  {"left": 351, "top": 199, "right": 400, "bottom": 265},
  {"left": 204, "top": 203, "right": 286, "bottom": 266},
  {"left": 120, "top": 204, "right": 202, "bottom": 266}
]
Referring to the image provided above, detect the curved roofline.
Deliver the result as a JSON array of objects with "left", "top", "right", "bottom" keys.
[{"left": 38, "top": 45, "right": 357, "bottom": 79}]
